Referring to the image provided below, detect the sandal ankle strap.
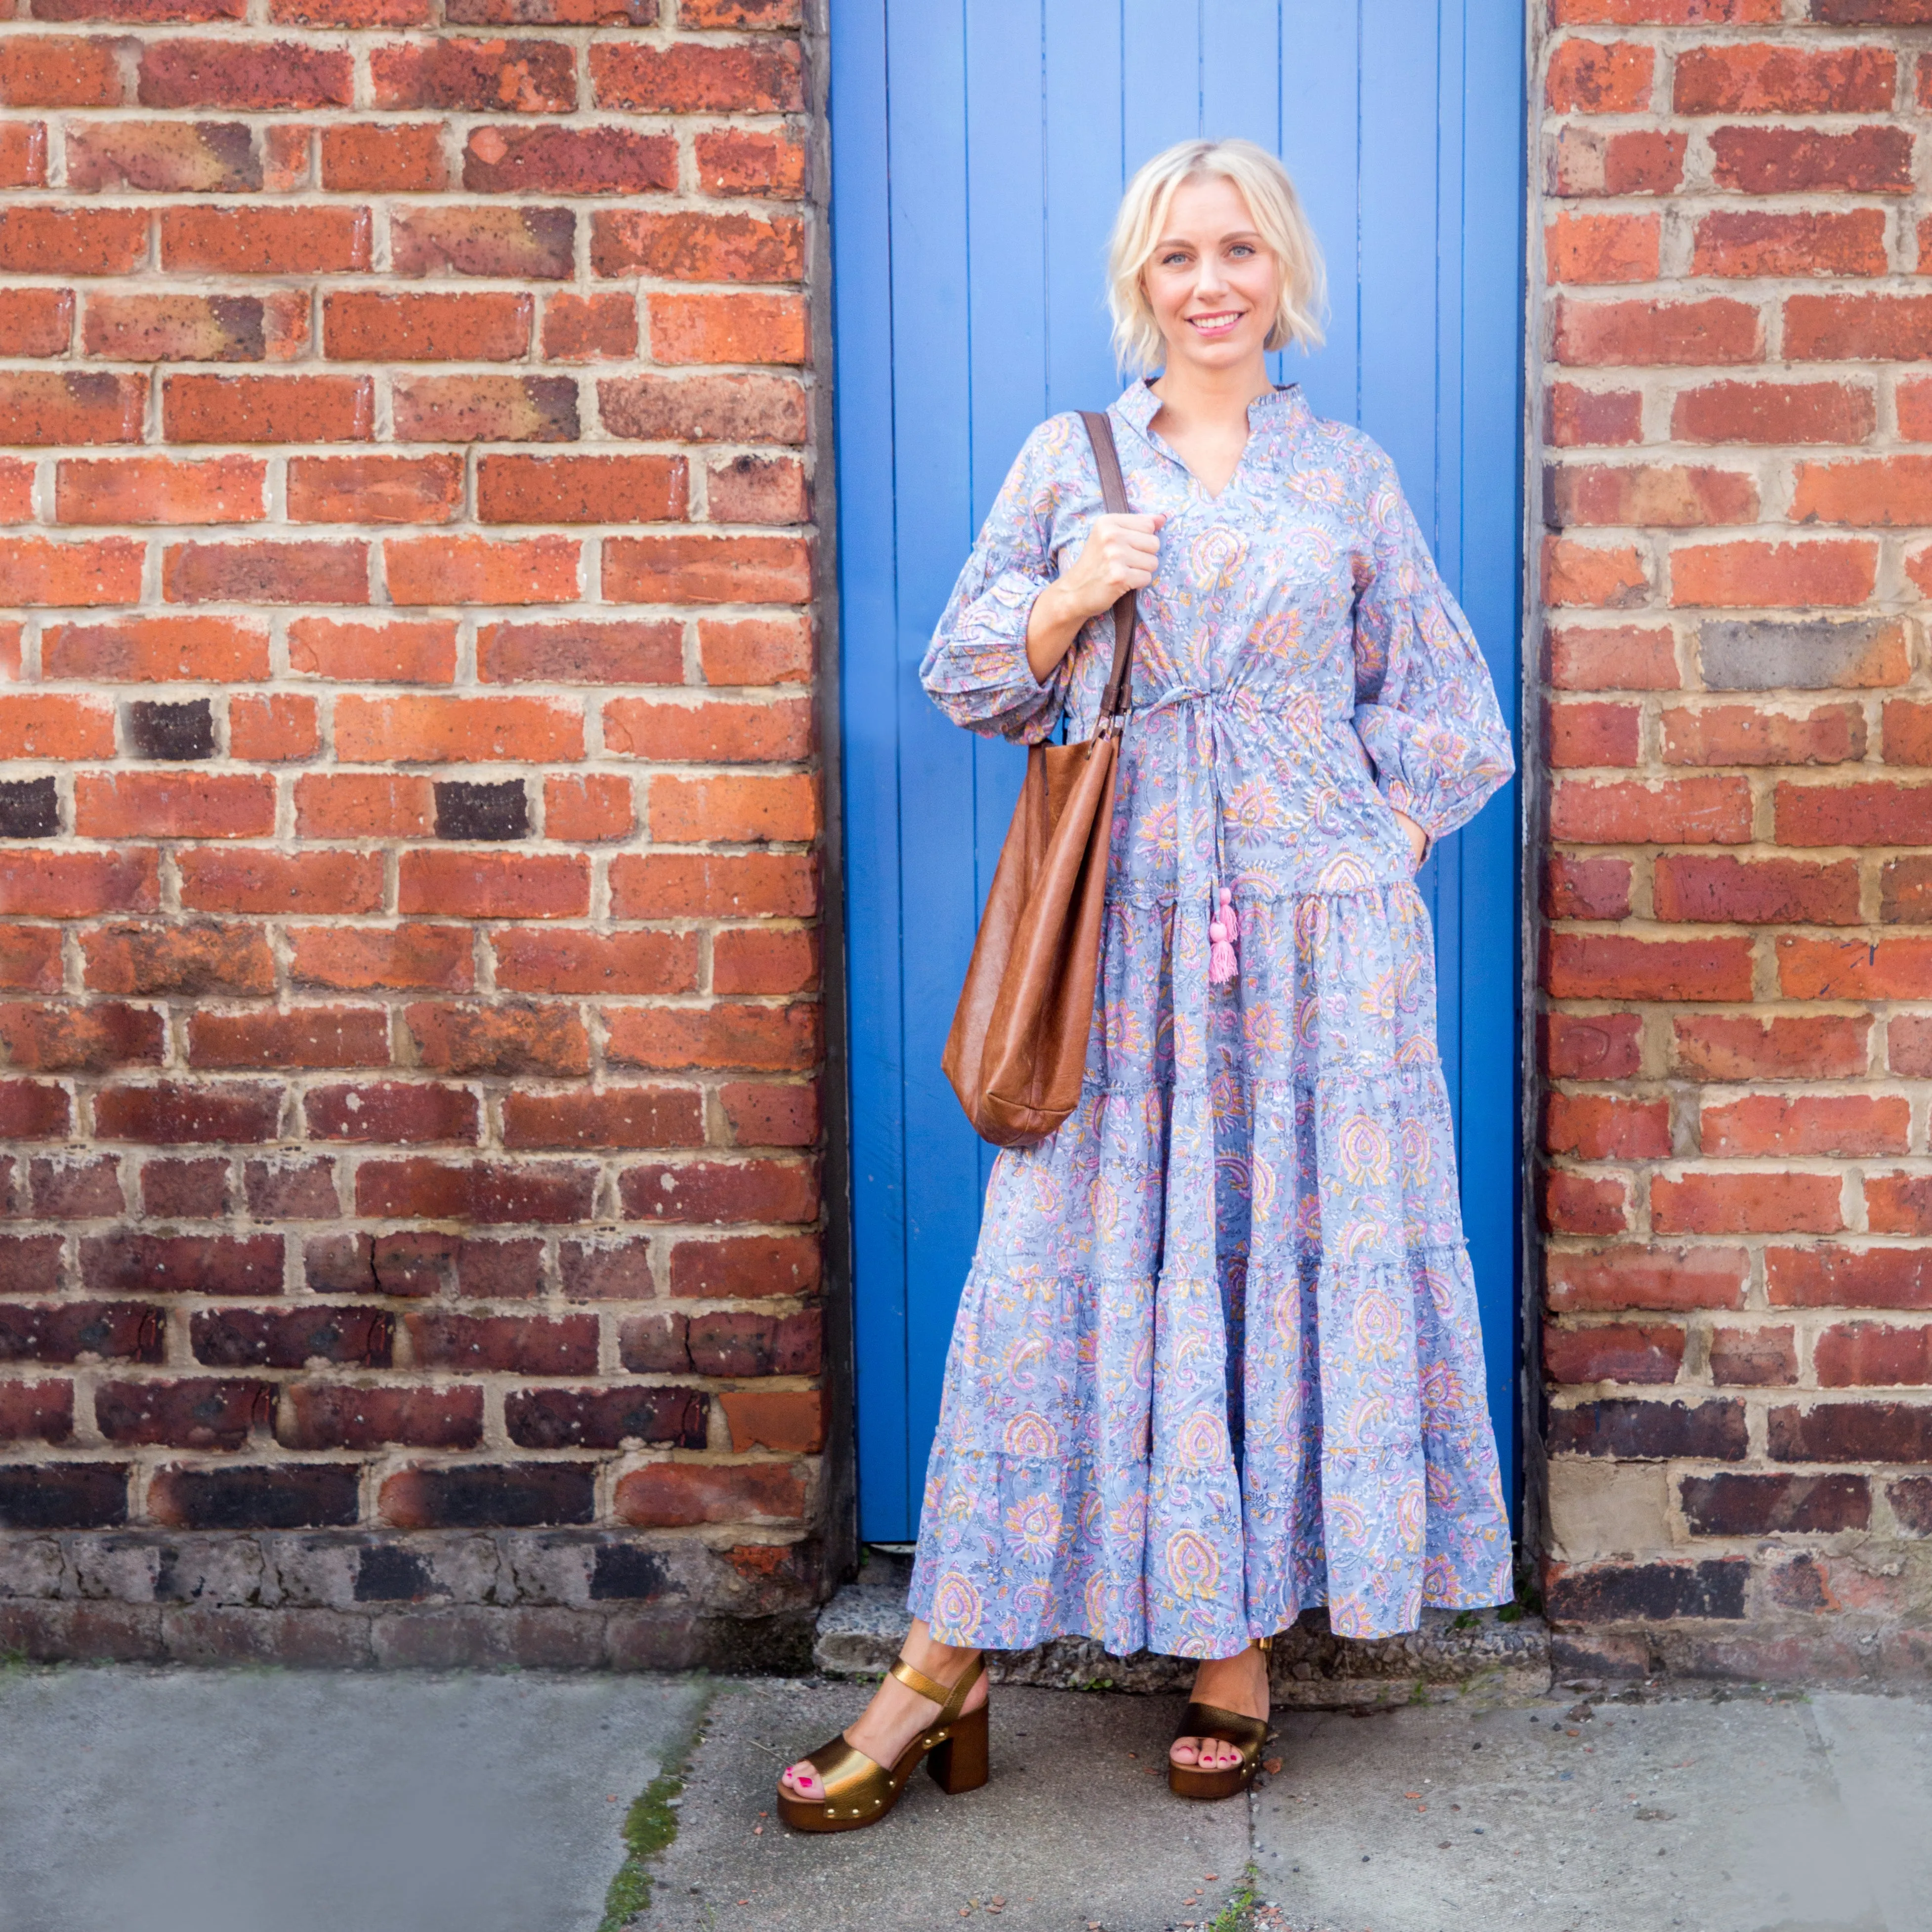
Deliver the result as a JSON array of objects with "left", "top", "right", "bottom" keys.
[{"left": 888, "top": 1651, "right": 982, "bottom": 1722}]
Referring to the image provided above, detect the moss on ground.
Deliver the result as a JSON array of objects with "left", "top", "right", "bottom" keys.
[{"left": 597, "top": 1698, "right": 708, "bottom": 1932}]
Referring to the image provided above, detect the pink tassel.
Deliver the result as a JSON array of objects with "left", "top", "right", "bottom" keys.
[{"left": 1208, "top": 885, "right": 1239, "bottom": 986}]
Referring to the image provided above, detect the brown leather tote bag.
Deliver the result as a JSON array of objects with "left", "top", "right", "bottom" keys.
[{"left": 942, "top": 410, "right": 1138, "bottom": 1148}]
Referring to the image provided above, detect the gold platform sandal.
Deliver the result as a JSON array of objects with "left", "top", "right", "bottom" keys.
[
  {"left": 1168, "top": 1635, "right": 1272, "bottom": 1802},
  {"left": 775, "top": 1652, "right": 989, "bottom": 1834}
]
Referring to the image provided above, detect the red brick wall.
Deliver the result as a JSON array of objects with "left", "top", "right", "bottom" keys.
[
  {"left": 1538, "top": 0, "right": 1932, "bottom": 1678},
  {"left": 0, "top": 0, "right": 832, "bottom": 1667}
]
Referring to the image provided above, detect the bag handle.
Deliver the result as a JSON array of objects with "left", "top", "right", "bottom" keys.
[{"left": 1078, "top": 409, "right": 1137, "bottom": 729}]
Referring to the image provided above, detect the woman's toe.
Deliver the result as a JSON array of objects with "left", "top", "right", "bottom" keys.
[{"left": 1171, "top": 1738, "right": 1198, "bottom": 1766}]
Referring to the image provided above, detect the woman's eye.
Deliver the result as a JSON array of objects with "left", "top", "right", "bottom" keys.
[{"left": 1228, "top": 244, "right": 1254, "bottom": 258}]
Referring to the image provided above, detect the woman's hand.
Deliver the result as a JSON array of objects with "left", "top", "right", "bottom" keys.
[
  {"left": 1391, "top": 807, "right": 1428, "bottom": 871},
  {"left": 1025, "top": 512, "right": 1166, "bottom": 683}
]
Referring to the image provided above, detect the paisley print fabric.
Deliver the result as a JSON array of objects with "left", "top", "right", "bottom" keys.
[{"left": 906, "top": 378, "right": 1517, "bottom": 1654}]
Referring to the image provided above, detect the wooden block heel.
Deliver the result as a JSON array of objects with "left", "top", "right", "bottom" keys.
[
  {"left": 925, "top": 1699, "right": 988, "bottom": 1794},
  {"left": 1168, "top": 1636, "right": 1273, "bottom": 1803},
  {"left": 776, "top": 1652, "right": 988, "bottom": 1834}
]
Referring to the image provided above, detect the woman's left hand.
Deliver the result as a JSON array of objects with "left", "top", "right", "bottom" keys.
[{"left": 1391, "top": 808, "right": 1428, "bottom": 871}]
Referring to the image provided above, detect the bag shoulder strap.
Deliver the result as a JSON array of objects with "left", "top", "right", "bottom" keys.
[{"left": 1078, "top": 409, "right": 1137, "bottom": 726}]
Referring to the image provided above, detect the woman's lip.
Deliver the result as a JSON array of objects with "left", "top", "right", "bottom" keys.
[{"left": 1187, "top": 311, "right": 1243, "bottom": 333}]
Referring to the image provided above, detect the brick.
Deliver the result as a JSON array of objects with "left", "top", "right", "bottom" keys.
[
  {"left": 0, "top": 1001, "right": 162, "bottom": 1071},
  {"left": 606, "top": 696, "right": 812, "bottom": 763},
  {"left": 1893, "top": 1015, "right": 1932, "bottom": 1074},
  {"left": 617, "top": 1157, "right": 817, "bottom": 1224},
  {"left": 289, "top": 617, "right": 456, "bottom": 684},
  {"left": 1710, "top": 126, "right": 1912, "bottom": 196},
  {"left": 478, "top": 618, "right": 680, "bottom": 684},
  {"left": 378, "top": 1464, "right": 594, "bottom": 1530},
  {"left": 1708, "top": 1094, "right": 1907, "bottom": 1161},
  {"left": 0, "top": 37, "right": 124, "bottom": 105},
  {"left": 391, "top": 375, "right": 578, "bottom": 443},
  {"left": 1679, "top": 1472, "right": 1868, "bottom": 1538},
  {"left": 398, "top": 851, "right": 588, "bottom": 923},
  {"left": 1672, "top": 1013, "right": 1869, "bottom": 1082},
  {"left": 1545, "top": 1560, "right": 1747, "bottom": 1623},
  {"left": 649, "top": 293, "right": 808, "bottom": 369},
  {"left": 0, "top": 206, "right": 144, "bottom": 275},
  {"left": 1786, "top": 293, "right": 1932, "bottom": 362},
  {"left": 0, "top": 370, "right": 145, "bottom": 445},
  {"left": 706, "top": 455, "right": 807, "bottom": 527},
  {"left": 383, "top": 534, "right": 579, "bottom": 606},
  {"left": 433, "top": 778, "right": 526, "bottom": 841},
  {"left": 694, "top": 128, "right": 806, "bottom": 200},
  {"left": 1543, "top": 623, "right": 1677, "bottom": 691},
  {"left": 0, "top": 695, "right": 114, "bottom": 759},
  {"left": 0, "top": 1087, "right": 72, "bottom": 1140},
  {"left": 1883, "top": 700, "right": 1932, "bottom": 767},
  {"left": 491, "top": 928, "right": 696, "bottom": 994},
  {"left": 1671, "top": 540, "right": 1876, "bottom": 609},
  {"left": 1652, "top": 1170, "right": 1843, "bottom": 1235},
  {"left": 609, "top": 851, "right": 816, "bottom": 919},
  {"left": 95, "top": 1079, "right": 280, "bottom": 1143},
  {"left": 164, "top": 373, "right": 373, "bottom": 444},
  {"left": 1544, "top": 935, "right": 1756, "bottom": 1006},
  {"left": 192, "top": 1305, "right": 387, "bottom": 1372},
  {"left": 288, "top": 923, "right": 472, "bottom": 990},
  {"left": 83, "top": 291, "right": 306, "bottom": 364},
  {"left": 648, "top": 774, "right": 818, "bottom": 844},
  {"left": 1547, "top": 1396, "right": 1746, "bottom": 1460},
  {"left": 124, "top": 698, "right": 213, "bottom": 761},
  {"left": 305, "top": 1080, "right": 479, "bottom": 1144},
  {"left": 1545, "top": 701, "right": 1639, "bottom": 770},
  {"left": 1779, "top": 935, "right": 1932, "bottom": 999},
  {"left": 1694, "top": 209, "right": 1888, "bottom": 281},
  {"left": 146, "top": 1465, "right": 360, "bottom": 1531},
  {"left": 1545, "top": 210, "right": 1659, "bottom": 287},
  {"left": 390, "top": 204, "right": 573, "bottom": 280},
  {"left": 1710, "top": 1323, "right": 1797, "bottom": 1382},
  {"left": 589, "top": 38, "right": 802, "bottom": 112},
  {"left": 1794, "top": 455, "right": 1932, "bottom": 527},
  {"left": 691, "top": 1306, "right": 821, "bottom": 1378},
  {"left": 542, "top": 292, "right": 636, "bottom": 362},
  {"left": 0, "top": 1379, "right": 72, "bottom": 1441},
  {"left": 1896, "top": 377, "right": 1932, "bottom": 439},
  {"left": 138, "top": 40, "right": 351, "bottom": 109},
  {"left": 402, "top": 1001, "right": 588, "bottom": 1077},
  {"left": 177, "top": 849, "right": 383, "bottom": 917},
  {"left": 1698, "top": 616, "right": 1906, "bottom": 690},
  {"left": 243, "top": 1154, "right": 339, "bottom": 1218},
  {"left": 336, "top": 694, "right": 581, "bottom": 763},
  {"left": 714, "top": 928, "right": 817, "bottom": 997},
  {"left": 294, "top": 773, "right": 433, "bottom": 839},
  {"left": 287, "top": 454, "right": 463, "bottom": 527},
  {"left": 159, "top": 205, "right": 367, "bottom": 273},
  {"left": 0, "top": 123, "right": 44, "bottom": 189},
  {"left": 0, "top": 851, "right": 156, "bottom": 918},
  {"left": 608, "top": 532, "right": 813, "bottom": 606},
  {"left": 0, "top": 1463, "right": 127, "bottom": 1529},
  {"left": 1544, "top": 1093, "right": 1670, "bottom": 1161},
  {"left": 1815, "top": 1321, "right": 1932, "bottom": 1387},
  {"left": 1777, "top": 783, "right": 1932, "bottom": 848},
  {"left": 501, "top": 1085, "right": 702, "bottom": 1150},
  {"left": 543, "top": 774, "right": 631, "bottom": 841},
  {"left": 478, "top": 453, "right": 684, "bottom": 525},
  {"left": 277, "top": 1384, "right": 482, "bottom": 1451},
  {"left": 320, "top": 122, "right": 447, "bottom": 193},
  {"left": 1768, "top": 1402, "right": 1932, "bottom": 1464},
  {"left": 504, "top": 1386, "right": 705, "bottom": 1450},
  {"left": 0, "top": 923, "right": 62, "bottom": 990},
  {"left": 1552, "top": 296, "right": 1762, "bottom": 368},
  {"left": 229, "top": 693, "right": 318, "bottom": 763},
  {"left": 323, "top": 290, "right": 530, "bottom": 362},
  {"left": 28, "top": 1155, "right": 125, "bottom": 1217},
  {"left": 718, "top": 1387, "right": 822, "bottom": 1453},
  {"left": 1890, "top": 1476, "right": 1932, "bottom": 1534},
  {"left": 1867, "top": 1172, "right": 1932, "bottom": 1235},
  {"left": 140, "top": 1154, "right": 227, "bottom": 1217},
  {"left": 187, "top": 1005, "right": 388, "bottom": 1070},
  {"left": 590, "top": 210, "right": 804, "bottom": 283},
  {"left": 77, "top": 773, "right": 274, "bottom": 842},
  {"left": 357, "top": 1158, "right": 595, "bottom": 1223},
  {"left": 1652, "top": 853, "right": 1859, "bottom": 925},
  {"left": 614, "top": 1462, "right": 805, "bottom": 1528},
  {"left": 0, "top": 288, "right": 73, "bottom": 358},
  {"left": 559, "top": 1237, "right": 654, "bottom": 1301},
  {"left": 27, "top": 614, "right": 241, "bottom": 683},
  {"left": 1549, "top": 776, "right": 1751, "bottom": 844},
  {"left": 1674, "top": 43, "right": 1894, "bottom": 115},
  {"left": 1672, "top": 379, "right": 1876, "bottom": 446},
  {"left": 446, "top": 0, "right": 654, "bottom": 16},
  {"left": 95, "top": 1377, "right": 271, "bottom": 1449},
  {"left": 680, "top": 0, "right": 798, "bottom": 18},
  {"left": 1661, "top": 702, "right": 1864, "bottom": 767},
  {"left": 462, "top": 125, "right": 675, "bottom": 195},
  {"left": 1540, "top": 536, "right": 1647, "bottom": 609},
  {"left": 599, "top": 373, "right": 807, "bottom": 445},
  {"left": 164, "top": 540, "right": 369, "bottom": 606},
  {"left": 1548, "top": 383, "right": 1644, "bottom": 450},
  {"left": 404, "top": 1311, "right": 595, "bottom": 1375},
  {"left": 56, "top": 457, "right": 266, "bottom": 528},
  {"left": 1540, "top": 1012, "right": 1642, "bottom": 1081},
  {"left": 0, "top": 1301, "right": 157, "bottom": 1365},
  {"left": 0, "top": 537, "right": 142, "bottom": 606},
  {"left": 368, "top": 38, "right": 576, "bottom": 112}
]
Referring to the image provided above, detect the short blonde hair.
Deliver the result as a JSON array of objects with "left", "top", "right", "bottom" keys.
[{"left": 1106, "top": 138, "right": 1328, "bottom": 376}]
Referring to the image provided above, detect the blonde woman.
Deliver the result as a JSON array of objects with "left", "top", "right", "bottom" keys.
[{"left": 779, "top": 137, "right": 1515, "bottom": 1832}]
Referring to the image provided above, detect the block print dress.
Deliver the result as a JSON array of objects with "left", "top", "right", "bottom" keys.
[{"left": 907, "top": 378, "right": 1517, "bottom": 1654}]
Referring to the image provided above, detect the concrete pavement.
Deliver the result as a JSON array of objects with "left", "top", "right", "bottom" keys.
[{"left": 0, "top": 1663, "right": 1927, "bottom": 1932}]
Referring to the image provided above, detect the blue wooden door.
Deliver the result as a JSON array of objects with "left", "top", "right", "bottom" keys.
[{"left": 830, "top": 0, "right": 1526, "bottom": 1544}]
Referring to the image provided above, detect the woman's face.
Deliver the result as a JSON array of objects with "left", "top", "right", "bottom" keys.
[{"left": 1142, "top": 174, "right": 1280, "bottom": 377}]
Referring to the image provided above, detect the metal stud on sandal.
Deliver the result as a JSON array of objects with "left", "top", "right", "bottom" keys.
[
  {"left": 1168, "top": 1635, "right": 1272, "bottom": 1802},
  {"left": 776, "top": 1652, "right": 989, "bottom": 1834}
]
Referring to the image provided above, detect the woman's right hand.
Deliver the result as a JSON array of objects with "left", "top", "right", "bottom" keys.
[{"left": 1025, "top": 512, "right": 1166, "bottom": 683}]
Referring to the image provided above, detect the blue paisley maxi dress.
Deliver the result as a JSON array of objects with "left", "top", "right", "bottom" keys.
[{"left": 907, "top": 377, "right": 1517, "bottom": 1654}]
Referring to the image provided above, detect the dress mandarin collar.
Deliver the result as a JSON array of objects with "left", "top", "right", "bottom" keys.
[{"left": 1112, "top": 375, "right": 1309, "bottom": 448}]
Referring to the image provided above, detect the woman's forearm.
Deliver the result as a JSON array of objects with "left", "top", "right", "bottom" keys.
[{"left": 1024, "top": 579, "right": 1089, "bottom": 684}]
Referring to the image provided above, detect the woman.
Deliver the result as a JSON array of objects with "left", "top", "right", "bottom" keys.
[{"left": 779, "top": 136, "right": 1515, "bottom": 1831}]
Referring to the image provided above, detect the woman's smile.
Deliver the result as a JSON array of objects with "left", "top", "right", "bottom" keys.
[{"left": 1187, "top": 309, "right": 1245, "bottom": 336}]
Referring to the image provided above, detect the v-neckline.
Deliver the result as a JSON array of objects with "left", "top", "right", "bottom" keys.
[{"left": 1135, "top": 378, "right": 1295, "bottom": 504}]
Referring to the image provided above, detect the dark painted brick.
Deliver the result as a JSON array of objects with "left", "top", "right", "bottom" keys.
[
  {"left": 503, "top": 1385, "right": 706, "bottom": 1450},
  {"left": 588, "top": 1543, "right": 675, "bottom": 1601},
  {"left": 189, "top": 1305, "right": 391, "bottom": 1370},
  {"left": 354, "top": 1545, "right": 436, "bottom": 1601},
  {"left": 434, "top": 779, "right": 528, "bottom": 841},
  {"left": 94, "top": 1377, "right": 272, "bottom": 1450},
  {"left": 147, "top": 1464, "right": 361, "bottom": 1531},
  {"left": 0, "top": 1301, "right": 161, "bottom": 1365},
  {"left": 379, "top": 1462, "right": 595, "bottom": 1529},
  {"left": 1547, "top": 1559, "right": 1749, "bottom": 1624},
  {"left": 0, "top": 779, "right": 59, "bottom": 839},
  {"left": 125, "top": 699, "right": 214, "bottom": 761},
  {"left": 0, "top": 1463, "right": 128, "bottom": 1530},
  {"left": 1679, "top": 1471, "right": 1870, "bottom": 1536},
  {"left": 1547, "top": 1398, "right": 1747, "bottom": 1461}
]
